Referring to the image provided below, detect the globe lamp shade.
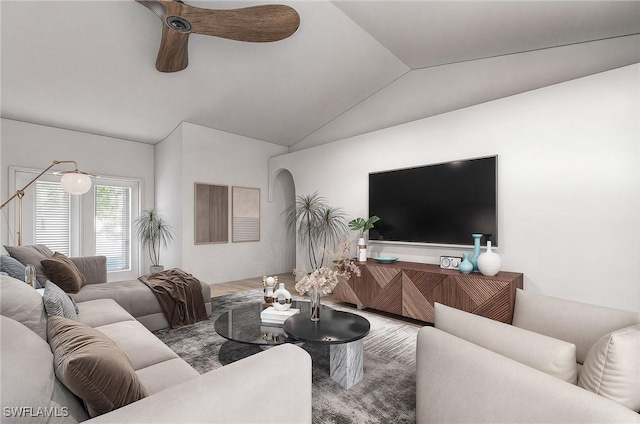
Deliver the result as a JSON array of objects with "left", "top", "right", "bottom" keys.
[{"left": 60, "top": 172, "right": 92, "bottom": 195}]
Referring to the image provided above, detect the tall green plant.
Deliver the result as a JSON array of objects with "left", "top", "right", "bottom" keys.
[
  {"left": 134, "top": 208, "right": 175, "bottom": 266},
  {"left": 285, "top": 192, "right": 348, "bottom": 270}
]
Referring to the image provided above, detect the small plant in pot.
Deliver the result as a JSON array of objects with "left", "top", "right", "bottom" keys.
[
  {"left": 134, "top": 208, "right": 175, "bottom": 274},
  {"left": 349, "top": 216, "right": 380, "bottom": 262}
]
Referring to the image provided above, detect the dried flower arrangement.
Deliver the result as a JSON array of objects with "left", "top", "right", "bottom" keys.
[{"left": 294, "top": 239, "right": 361, "bottom": 295}]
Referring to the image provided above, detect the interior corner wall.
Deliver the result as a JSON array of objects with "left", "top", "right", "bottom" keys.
[
  {"left": 168, "top": 122, "right": 290, "bottom": 284},
  {"left": 269, "top": 64, "right": 640, "bottom": 312},
  {"left": 154, "top": 125, "right": 184, "bottom": 272},
  {"left": 0, "top": 118, "right": 155, "bottom": 247}
]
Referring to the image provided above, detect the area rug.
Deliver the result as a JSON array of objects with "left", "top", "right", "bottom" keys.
[{"left": 154, "top": 289, "right": 420, "bottom": 423}]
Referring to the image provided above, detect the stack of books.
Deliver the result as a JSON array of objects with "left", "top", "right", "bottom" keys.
[{"left": 260, "top": 306, "right": 300, "bottom": 325}]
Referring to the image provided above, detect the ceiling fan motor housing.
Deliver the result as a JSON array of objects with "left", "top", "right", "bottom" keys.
[{"left": 166, "top": 16, "right": 191, "bottom": 32}]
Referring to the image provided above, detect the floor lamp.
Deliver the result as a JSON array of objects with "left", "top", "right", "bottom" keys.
[{"left": 0, "top": 160, "right": 94, "bottom": 246}]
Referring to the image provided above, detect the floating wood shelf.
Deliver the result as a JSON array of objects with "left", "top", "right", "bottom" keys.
[{"left": 333, "top": 259, "right": 524, "bottom": 323}]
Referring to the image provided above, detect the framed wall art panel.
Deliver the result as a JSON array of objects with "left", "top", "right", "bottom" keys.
[
  {"left": 232, "top": 186, "right": 260, "bottom": 242},
  {"left": 194, "top": 183, "right": 229, "bottom": 244}
]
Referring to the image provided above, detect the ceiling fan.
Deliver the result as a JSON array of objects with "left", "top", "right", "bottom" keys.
[{"left": 136, "top": 0, "right": 300, "bottom": 73}]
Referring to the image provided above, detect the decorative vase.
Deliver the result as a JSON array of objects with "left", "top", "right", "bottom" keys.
[
  {"left": 470, "top": 233, "right": 483, "bottom": 272},
  {"left": 459, "top": 253, "right": 473, "bottom": 274},
  {"left": 357, "top": 237, "right": 367, "bottom": 262},
  {"left": 272, "top": 282, "right": 292, "bottom": 311},
  {"left": 25, "top": 264, "right": 36, "bottom": 287},
  {"left": 309, "top": 287, "right": 321, "bottom": 322},
  {"left": 477, "top": 241, "right": 501, "bottom": 276},
  {"left": 150, "top": 265, "right": 164, "bottom": 273}
]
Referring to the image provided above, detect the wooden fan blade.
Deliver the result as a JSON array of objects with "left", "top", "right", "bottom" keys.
[
  {"left": 181, "top": 4, "right": 300, "bottom": 42},
  {"left": 136, "top": 0, "right": 172, "bottom": 21},
  {"left": 156, "top": 24, "right": 190, "bottom": 72}
]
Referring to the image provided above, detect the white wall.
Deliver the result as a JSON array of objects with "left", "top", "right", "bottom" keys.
[
  {"left": 154, "top": 125, "right": 183, "bottom": 270},
  {"left": 270, "top": 64, "right": 640, "bottom": 311},
  {"left": 156, "top": 122, "right": 293, "bottom": 284},
  {"left": 1, "top": 119, "right": 155, "bottom": 255}
]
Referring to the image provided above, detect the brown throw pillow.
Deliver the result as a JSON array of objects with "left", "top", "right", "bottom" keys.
[
  {"left": 47, "top": 316, "right": 148, "bottom": 416},
  {"left": 41, "top": 252, "right": 86, "bottom": 293}
]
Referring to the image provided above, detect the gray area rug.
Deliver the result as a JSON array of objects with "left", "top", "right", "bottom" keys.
[{"left": 154, "top": 289, "right": 419, "bottom": 423}]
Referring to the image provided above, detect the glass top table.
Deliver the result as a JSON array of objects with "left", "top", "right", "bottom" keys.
[
  {"left": 214, "top": 300, "right": 332, "bottom": 346},
  {"left": 214, "top": 300, "right": 371, "bottom": 389}
]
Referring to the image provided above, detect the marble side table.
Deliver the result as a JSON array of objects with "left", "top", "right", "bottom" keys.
[{"left": 284, "top": 309, "right": 370, "bottom": 389}]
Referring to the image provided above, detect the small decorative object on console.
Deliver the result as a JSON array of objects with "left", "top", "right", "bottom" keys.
[
  {"left": 459, "top": 253, "right": 473, "bottom": 274},
  {"left": 440, "top": 256, "right": 462, "bottom": 270},
  {"left": 373, "top": 256, "right": 398, "bottom": 264},
  {"left": 272, "top": 282, "right": 292, "bottom": 311},
  {"left": 357, "top": 238, "right": 367, "bottom": 262},
  {"left": 477, "top": 240, "right": 501, "bottom": 276},
  {"left": 349, "top": 216, "right": 380, "bottom": 264},
  {"left": 470, "top": 233, "right": 483, "bottom": 272},
  {"left": 260, "top": 306, "right": 299, "bottom": 325}
]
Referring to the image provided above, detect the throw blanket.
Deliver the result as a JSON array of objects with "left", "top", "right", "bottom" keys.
[{"left": 139, "top": 268, "right": 209, "bottom": 329}]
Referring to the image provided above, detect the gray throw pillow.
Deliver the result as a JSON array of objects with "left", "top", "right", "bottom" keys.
[
  {"left": 0, "top": 254, "right": 26, "bottom": 281},
  {"left": 4, "top": 244, "right": 54, "bottom": 286},
  {"left": 0, "top": 274, "right": 48, "bottom": 340},
  {"left": 43, "top": 281, "right": 78, "bottom": 321}
]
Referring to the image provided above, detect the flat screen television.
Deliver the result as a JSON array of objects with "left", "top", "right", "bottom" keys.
[{"left": 368, "top": 155, "right": 498, "bottom": 247}]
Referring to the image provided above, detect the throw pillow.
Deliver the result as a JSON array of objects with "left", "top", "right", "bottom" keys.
[
  {"left": 43, "top": 281, "right": 79, "bottom": 321},
  {"left": 41, "top": 252, "right": 86, "bottom": 293},
  {"left": 47, "top": 316, "right": 148, "bottom": 416},
  {"left": 0, "top": 274, "right": 48, "bottom": 340},
  {"left": 578, "top": 324, "right": 640, "bottom": 411},
  {"left": 1, "top": 254, "right": 26, "bottom": 281},
  {"left": 4, "top": 244, "right": 54, "bottom": 286}
]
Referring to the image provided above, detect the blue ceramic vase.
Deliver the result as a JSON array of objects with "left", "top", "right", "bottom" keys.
[
  {"left": 459, "top": 252, "right": 473, "bottom": 274},
  {"left": 470, "top": 233, "right": 483, "bottom": 272}
]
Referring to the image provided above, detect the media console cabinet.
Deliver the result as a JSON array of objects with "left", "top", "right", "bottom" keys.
[{"left": 333, "top": 259, "right": 524, "bottom": 323}]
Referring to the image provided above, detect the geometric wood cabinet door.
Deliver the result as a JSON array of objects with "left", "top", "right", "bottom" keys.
[{"left": 333, "top": 259, "right": 524, "bottom": 323}]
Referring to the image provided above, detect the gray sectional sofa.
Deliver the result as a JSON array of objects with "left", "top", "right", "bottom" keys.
[
  {"left": 1, "top": 248, "right": 212, "bottom": 331},
  {"left": 0, "top": 274, "right": 312, "bottom": 423}
]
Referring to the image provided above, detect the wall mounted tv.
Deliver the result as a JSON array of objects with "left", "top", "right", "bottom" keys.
[{"left": 368, "top": 155, "right": 498, "bottom": 247}]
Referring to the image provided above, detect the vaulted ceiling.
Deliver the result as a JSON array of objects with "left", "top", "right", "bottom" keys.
[{"left": 1, "top": 1, "right": 639, "bottom": 152}]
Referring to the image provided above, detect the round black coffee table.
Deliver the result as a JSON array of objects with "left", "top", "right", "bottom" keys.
[
  {"left": 284, "top": 308, "right": 370, "bottom": 389},
  {"left": 214, "top": 300, "right": 332, "bottom": 345}
]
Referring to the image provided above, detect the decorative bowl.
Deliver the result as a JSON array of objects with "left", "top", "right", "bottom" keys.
[{"left": 374, "top": 256, "right": 399, "bottom": 264}]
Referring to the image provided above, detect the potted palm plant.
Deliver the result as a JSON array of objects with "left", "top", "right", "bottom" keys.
[
  {"left": 285, "top": 192, "right": 349, "bottom": 270},
  {"left": 134, "top": 208, "right": 175, "bottom": 274},
  {"left": 285, "top": 192, "right": 355, "bottom": 321}
]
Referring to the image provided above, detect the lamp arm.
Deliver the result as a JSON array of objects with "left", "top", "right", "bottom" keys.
[{"left": 0, "top": 160, "right": 79, "bottom": 210}]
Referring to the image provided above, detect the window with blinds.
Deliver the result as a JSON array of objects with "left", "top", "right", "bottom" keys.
[
  {"left": 95, "top": 185, "right": 131, "bottom": 272},
  {"left": 35, "top": 181, "right": 70, "bottom": 255}
]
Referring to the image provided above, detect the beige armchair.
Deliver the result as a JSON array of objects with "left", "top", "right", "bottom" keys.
[{"left": 416, "top": 289, "right": 640, "bottom": 423}]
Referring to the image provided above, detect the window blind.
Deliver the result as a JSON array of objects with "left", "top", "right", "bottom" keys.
[
  {"left": 35, "top": 181, "right": 70, "bottom": 256},
  {"left": 95, "top": 185, "right": 131, "bottom": 272}
]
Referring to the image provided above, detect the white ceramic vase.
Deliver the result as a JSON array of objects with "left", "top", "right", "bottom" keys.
[
  {"left": 272, "top": 282, "right": 292, "bottom": 311},
  {"left": 477, "top": 241, "right": 501, "bottom": 276}
]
